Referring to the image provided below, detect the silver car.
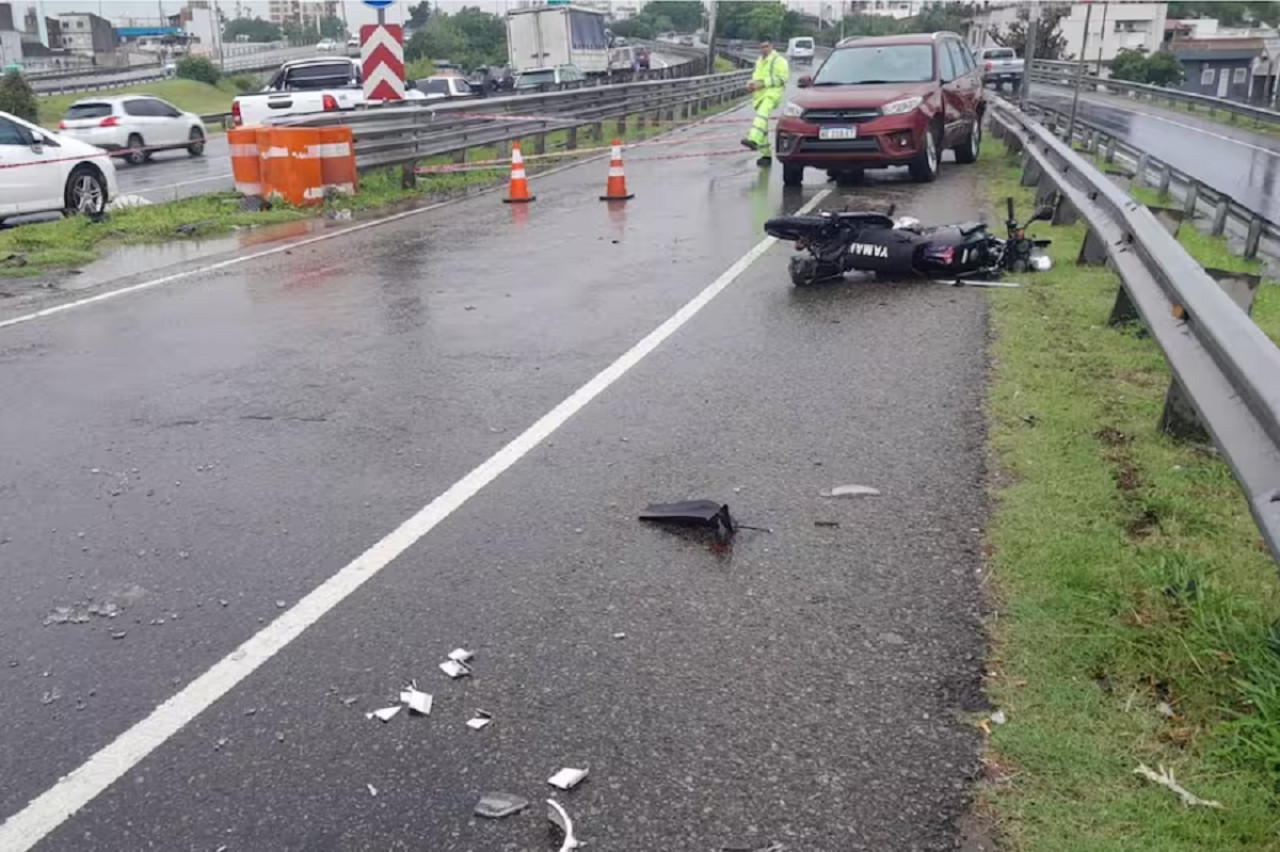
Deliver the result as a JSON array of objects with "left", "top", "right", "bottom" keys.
[{"left": 58, "top": 95, "right": 207, "bottom": 166}]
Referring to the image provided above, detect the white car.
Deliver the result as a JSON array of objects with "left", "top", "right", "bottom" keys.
[
  {"left": 347, "top": 35, "right": 359, "bottom": 49},
  {"left": 0, "top": 110, "right": 119, "bottom": 224},
  {"left": 58, "top": 95, "right": 207, "bottom": 166},
  {"left": 316, "top": 38, "right": 337, "bottom": 52}
]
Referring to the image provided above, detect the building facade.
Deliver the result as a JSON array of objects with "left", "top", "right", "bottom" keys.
[
  {"left": 969, "top": 1, "right": 1168, "bottom": 63},
  {"left": 269, "top": 0, "right": 340, "bottom": 28},
  {"left": 55, "top": 13, "right": 117, "bottom": 56}
]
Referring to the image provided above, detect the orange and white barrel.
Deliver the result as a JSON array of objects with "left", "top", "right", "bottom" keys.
[
  {"left": 317, "top": 126, "right": 358, "bottom": 197},
  {"left": 228, "top": 127, "right": 262, "bottom": 197}
]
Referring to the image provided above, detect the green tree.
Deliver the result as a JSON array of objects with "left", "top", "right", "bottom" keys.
[
  {"left": 913, "top": 1, "right": 973, "bottom": 35},
  {"left": 404, "top": 6, "right": 505, "bottom": 72},
  {"left": 176, "top": 54, "right": 220, "bottom": 85},
  {"left": 651, "top": 1, "right": 705, "bottom": 32},
  {"left": 406, "top": 1, "right": 432, "bottom": 30},
  {"left": 1110, "top": 46, "right": 1150, "bottom": 82},
  {"left": 988, "top": 3, "right": 1069, "bottom": 60},
  {"left": 0, "top": 69, "right": 37, "bottom": 123},
  {"left": 318, "top": 15, "right": 346, "bottom": 39},
  {"left": 1144, "top": 49, "right": 1186, "bottom": 87},
  {"left": 222, "top": 17, "right": 281, "bottom": 42}
]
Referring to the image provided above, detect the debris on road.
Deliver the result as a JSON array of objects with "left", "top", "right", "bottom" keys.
[
  {"left": 448, "top": 648, "right": 474, "bottom": 663},
  {"left": 639, "top": 500, "right": 736, "bottom": 541},
  {"left": 475, "top": 792, "right": 529, "bottom": 819},
  {"left": 367, "top": 783, "right": 379, "bottom": 797},
  {"left": 43, "top": 601, "right": 121, "bottom": 626},
  {"left": 440, "top": 660, "right": 472, "bottom": 679},
  {"left": 400, "top": 686, "right": 433, "bottom": 716},
  {"left": 40, "top": 688, "right": 60, "bottom": 705},
  {"left": 612, "top": 632, "right": 627, "bottom": 640},
  {"left": 547, "top": 767, "right": 589, "bottom": 790},
  {"left": 366, "top": 706, "right": 402, "bottom": 723},
  {"left": 814, "top": 520, "right": 840, "bottom": 527},
  {"left": 722, "top": 844, "right": 785, "bottom": 852},
  {"left": 467, "top": 710, "right": 493, "bottom": 730},
  {"left": 991, "top": 709, "right": 1008, "bottom": 725},
  {"left": 1155, "top": 701, "right": 1176, "bottom": 719},
  {"left": 1133, "top": 763, "right": 1224, "bottom": 809},
  {"left": 820, "top": 485, "right": 881, "bottom": 498},
  {"left": 547, "top": 799, "right": 582, "bottom": 851}
]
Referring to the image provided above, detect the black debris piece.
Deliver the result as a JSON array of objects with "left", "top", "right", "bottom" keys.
[{"left": 639, "top": 500, "right": 736, "bottom": 541}]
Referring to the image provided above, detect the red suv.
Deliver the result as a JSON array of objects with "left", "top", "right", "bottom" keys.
[{"left": 775, "top": 32, "right": 985, "bottom": 186}]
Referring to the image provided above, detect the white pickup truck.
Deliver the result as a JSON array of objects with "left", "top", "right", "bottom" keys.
[
  {"left": 231, "top": 56, "right": 425, "bottom": 127},
  {"left": 974, "top": 46, "right": 1024, "bottom": 91}
]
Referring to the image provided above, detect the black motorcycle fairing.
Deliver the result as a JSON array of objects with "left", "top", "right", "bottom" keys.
[{"left": 838, "top": 225, "right": 927, "bottom": 274}]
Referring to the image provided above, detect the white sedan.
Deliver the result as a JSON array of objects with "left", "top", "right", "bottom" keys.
[
  {"left": 0, "top": 110, "right": 119, "bottom": 225},
  {"left": 57, "top": 95, "right": 207, "bottom": 166}
]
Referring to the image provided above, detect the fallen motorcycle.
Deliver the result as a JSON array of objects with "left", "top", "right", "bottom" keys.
[{"left": 764, "top": 197, "right": 1055, "bottom": 287}]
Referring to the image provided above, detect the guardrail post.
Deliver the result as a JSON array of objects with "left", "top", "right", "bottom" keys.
[
  {"left": 1159, "top": 267, "right": 1263, "bottom": 441},
  {"left": 1035, "top": 172, "right": 1058, "bottom": 210},
  {"left": 1020, "top": 152, "right": 1044, "bottom": 187},
  {"left": 533, "top": 131, "right": 547, "bottom": 156},
  {"left": 1182, "top": 180, "right": 1200, "bottom": 219},
  {"left": 1211, "top": 198, "right": 1230, "bottom": 236},
  {"left": 1134, "top": 153, "right": 1149, "bottom": 187},
  {"left": 1156, "top": 165, "right": 1172, "bottom": 200},
  {"left": 566, "top": 126, "right": 578, "bottom": 151},
  {"left": 1108, "top": 286, "right": 1140, "bottom": 325},
  {"left": 592, "top": 121, "right": 604, "bottom": 144},
  {"left": 1145, "top": 204, "right": 1185, "bottom": 239},
  {"left": 1079, "top": 227, "right": 1110, "bottom": 268},
  {"left": 1103, "top": 136, "right": 1117, "bottom": 164},
  {"left": 615, "top": 115, "right": 627, "bottom": 137},
  {"left": 1245, "top": 215, "right": 1264, "bottom": 259},
  {"left": 1004, "top": 129, "right": 1024, "bottom": 156}
]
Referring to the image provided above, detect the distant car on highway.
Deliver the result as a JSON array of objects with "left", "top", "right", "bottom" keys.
[
  {"left": 232, "top": 57, "right": 367, "bottom": 127},
  {"left": 0, "top": 109, "right": 118, "bottom": 225},
  {"left": 635, "top": 46, "right": 650, "bottom": 69},
  {"left": 974, "top": 46, "right": 1023, "bottom": 91},
  {"left": 514, "top": 65, "right": 586, "bottom": 91},
  {"left": 775, "top": 31, "right": 985, "bottom": 186},
  {"left": 417, "top": 75, "right": 482, "bottom": 100},
  {"left": 316, "top": 38, "right": 338, "bottom": 52},
  {"left": 346, "top": 34, "right": 359, "bottom": 50},
  {"left": 787, "top": 36, "right": 816, "bottom": 65},
  {"left": 58, "top": 95, "right": 207, "bottom": 165}
]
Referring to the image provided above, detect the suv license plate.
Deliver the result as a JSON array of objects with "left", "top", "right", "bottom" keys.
[{"left": 819, "top": 126, "right": 857, "bottom": 140}]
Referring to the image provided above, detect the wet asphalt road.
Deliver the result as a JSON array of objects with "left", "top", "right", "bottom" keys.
[
  {"left": 117, "top": 134, "right": 234, "bottom": 204},
  {"left": 0, "top": 105, "right": 990, "bottom": 850},
  {"left": 1029, "top": 83, "right": 1280, "bottom": 222}
]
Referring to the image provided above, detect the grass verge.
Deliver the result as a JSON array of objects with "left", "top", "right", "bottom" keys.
[
  {"left": 1, "top": 95, "right": 748, "bottom": 279},
  {"left": 976, "top": 134, "right": 1280, "bottom": 850},
  {"left": 38, "top": 78, "right": 241, "bottom": 129}
]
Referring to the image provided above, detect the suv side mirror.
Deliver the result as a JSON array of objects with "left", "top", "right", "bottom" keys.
[{"left": 797, "top": 75, "right": 813, "bottom": 88}]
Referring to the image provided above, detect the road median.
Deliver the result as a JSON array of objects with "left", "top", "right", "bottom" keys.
[{"left": 975, "top": 135, "right": 1280, "bottom": 850}]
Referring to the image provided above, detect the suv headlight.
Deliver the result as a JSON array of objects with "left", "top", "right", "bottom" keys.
[
  {"left": 880, "top": 96, "right": 923, "bottom": 116},
  {"left": 781, "top": 101, "right": 805, "bottom": 118}
]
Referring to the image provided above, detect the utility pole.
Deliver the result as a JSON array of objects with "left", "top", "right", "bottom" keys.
[
  {"left": 1065, "top": 0, "right": 1093, "bottom": 145},
  {"left": 1020, "top": 0, "right": 1038, "bottom": 110},
  {"left": 705, "top": 0, "right": 717, "bottom": 75}
]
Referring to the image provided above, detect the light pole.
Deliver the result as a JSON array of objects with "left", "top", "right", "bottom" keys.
[
  {"left": 1065, "top": 0, "right": 1093, "bottom": 145},
  {"left": 1019, "top": 0, "right": 1038, "bottom": 110},
  {"left": 705, "top": 0, "right": 717, "bottom": 74}
]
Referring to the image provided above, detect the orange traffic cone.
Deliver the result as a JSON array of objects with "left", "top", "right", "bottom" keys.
[
  {"left": 599, "top": 139, "right": 634, "bottom": 201},
  {"left": 502, "top": 141, "right": 535, "bottom": 204}
]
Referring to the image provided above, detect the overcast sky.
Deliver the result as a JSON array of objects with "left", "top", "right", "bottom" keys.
[{"left": 16, "top": 1, "right": 515, "bottom": 28}]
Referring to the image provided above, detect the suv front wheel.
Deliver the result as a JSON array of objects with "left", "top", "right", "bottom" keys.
[{"left": 908, "top": 122, "right": 941, "bottom": 183}]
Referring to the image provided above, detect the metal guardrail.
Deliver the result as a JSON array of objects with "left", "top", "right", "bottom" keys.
[
  {"left": 986, "top": 94, "right": 1280, "bottom": 561},
  {"left": 1029, "top": 59, "right": 1280, "bottom": 127},
  {"left": 286, "top": 69, "right": 750, "bottom": 173},
  {"left": 1021, "top": 96, "right": 1280, "bottom": 262},
  {"left": 30, "top": 45, "right": 322, "bottom": 95}
]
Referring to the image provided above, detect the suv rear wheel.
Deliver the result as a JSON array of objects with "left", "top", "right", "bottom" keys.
[
  {"left": 953, "top": 118, "right": 981, "bottom": 165},
  {"left": 908, "top": 122, "right": 941, "bottom": 183}
]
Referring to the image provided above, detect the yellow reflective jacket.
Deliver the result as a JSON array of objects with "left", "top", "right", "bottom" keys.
[{"left": 752, "top": 51, "right": 789, "bottom": 90}]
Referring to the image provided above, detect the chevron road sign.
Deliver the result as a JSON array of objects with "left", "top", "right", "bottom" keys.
[{"left": 361, "top": 24, "right": 404, "bottom": 103}]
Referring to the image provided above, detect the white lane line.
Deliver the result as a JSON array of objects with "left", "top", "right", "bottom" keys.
[{"left": 0, "top": 188, "right": 832, "bottom": 851}]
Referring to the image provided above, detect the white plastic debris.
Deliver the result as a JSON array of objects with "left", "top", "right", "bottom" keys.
[
  {"left": 1155, "top": 701, "right": 1176, "bottom": 719},
  {"left": 475, "top": 792, "right": 529, "bottom": 819},
  {"left": 548, "top": 767, "right": 589, "bottom": 790},
  {"left": 467, "top": 709, "right": 493, "bottom": 730},
  {"left": 547, "top": 799, "right": 582, "bottom": 851},
  {"left": 400, "top": 688, "right": 433, "bottom": 716},
  {"left": 448, "top": 648, "right": 474, "bottom": 663},
  {"left": 1133, "top": 763, "right": 1223, "bottom": 809},
  {"left": 821, "top": 485, "right": 881, "bottom": 498},
  {"left": 440, "top": 660, "right": 472, "bottom": 679},
  {"left": 366, "top": 706, "right": 401, "bottom": 722},
  {"left": 367, "top": 783, "right": 379, "bottom": 797},
  {"left": 612, "top": 632, "right": 627, "bottom": 640},
  {"left": 990, "top": 709, "right": 1007, "bottom": 725}
]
